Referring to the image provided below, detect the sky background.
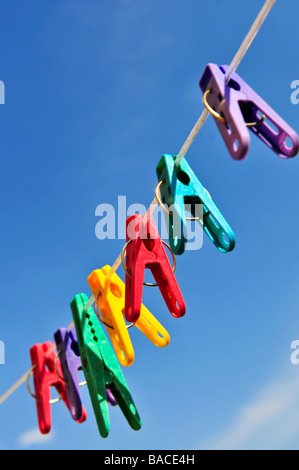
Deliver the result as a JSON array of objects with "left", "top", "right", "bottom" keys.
[{"left": 0, "top": 0, "right": 299, "bottom": 450}]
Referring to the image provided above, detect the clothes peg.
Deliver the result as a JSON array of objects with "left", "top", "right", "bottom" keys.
[
  {"left": 124, "top": 213, "right": 186, "bottom": 323},
  {"left": 70, "top": 293, "right": 142, "bottom": 438},
  {"left": 156, "top": 154, "right": 236, "bottom": 255},
  {"left": 88, "top": 266, "right": 170, "bottom": 367},
  {"left": 199, "top": 63, "right": 299, "bottom": 160},
  {"left": 29, "top": 341, "right": 85, "bottom": 435},
  {"left": 53, "top": 328, "right": 87, "bottom": 422},
  {"left": 54, "top": 327, "right": 117, "bottom": 413},
  {"left": 106, "top": 389, "right": 117, "bottom": 407}
]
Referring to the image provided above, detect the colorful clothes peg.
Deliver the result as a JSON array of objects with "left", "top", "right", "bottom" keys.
[
  {"left": 29, "top": 341, "right": 85, "bottom": 435},
  {"left": 199, "top": 63, "right": 299, "bottom": 160},
  {"left": 88, "top": 266, "right": 170, "bottom": 367},
  {"left": 106, "top": 389, "right": 117, "bottom": 407},
  {"left": 156, "top": 154, "right": 236, "bottom": 255},
  {"left": 53, "top": 328, "right": 86, "bottom": 422},
  {"left": 70, "top": 293, "right": 142, "bottom": 438},
  {"left": 124, "top": 213, "right": 186, "bottom": 323},
  {"left": 54, "top": 327, "right": 117, "bottom": 413}
]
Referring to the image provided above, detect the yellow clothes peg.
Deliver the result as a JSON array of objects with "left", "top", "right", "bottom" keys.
[{"left": 87, "top": 265, "right": 170, "bottom": 367}]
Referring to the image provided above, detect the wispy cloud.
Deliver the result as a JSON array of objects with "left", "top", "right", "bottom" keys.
[
  {"left": 198, "top": 371, "right": 299, "bottom": 450},
  {"left": 17, "top": 427, "right": 55, "bottom": 448}
]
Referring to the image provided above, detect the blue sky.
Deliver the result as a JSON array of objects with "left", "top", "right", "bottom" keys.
[{"left": 0, "top": 0, "right": 299, "bottom": 450}]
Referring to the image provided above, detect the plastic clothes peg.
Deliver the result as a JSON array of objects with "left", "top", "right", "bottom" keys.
[
  {"left": 106, "top": 389, "right": 117, "bottom": 407},
  {"left": 156, "top": 154, "right": 236, "bottom": 255},
  {"left": 199, "top": 63, "right": 299, "bottom": 160},
  {"left": 53, "top": 328, "right": 86, "bottom": 421},
  {"left": 54, "top": 327, "right": 117, "bottom": 412},
  {"left": 70, "top": 293, "right": 142, "bottom": 438},
  {"left": 88, "top": 266, "right": 170, "bottom": 367},
  {"left": 124, "top": 213, "right": 186, "bottom": 323},
  {"left": 29, "top": 341, "right": 85, "bottom": 434}
]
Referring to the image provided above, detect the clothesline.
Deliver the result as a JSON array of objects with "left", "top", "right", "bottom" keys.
[
  {"left": 109, "top": 0, "right": 276, "bottom": 274},
  {"left": 0, "top": 0, "right": 276, "bottom": 407}
]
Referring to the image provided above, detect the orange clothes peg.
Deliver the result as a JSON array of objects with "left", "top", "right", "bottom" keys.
[{"left": 88, "top": 266, "right": 170, "bottom": 367}]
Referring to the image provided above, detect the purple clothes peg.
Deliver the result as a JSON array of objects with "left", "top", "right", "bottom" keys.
[
  {"left": 106, "top": 389, "right": 117, "bottom": 407},
  {"left": 54, "top": 327, "right": 86, "bottom": 422},
  {"left": 54, "top": 327, "right": 117, "bottom": 418},
  {"left": 199, "top": 63, "right": 299, "bottom": 160}
]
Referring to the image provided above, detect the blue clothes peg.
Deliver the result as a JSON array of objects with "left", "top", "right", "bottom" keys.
[{"left": 156, "top": 154, "right": 236, "bottom": 255}]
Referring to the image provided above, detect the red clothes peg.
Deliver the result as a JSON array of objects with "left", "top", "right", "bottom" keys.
[
  {"left": 29, "top": 341, "right": 86, "bottom": 435},
  {"left": 124, "top": 213, "right": 186, "bottom": 323}
]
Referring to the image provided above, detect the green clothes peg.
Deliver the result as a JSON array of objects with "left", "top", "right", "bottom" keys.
[
  {"left": 70, "top": 293, "right": 142, "bottom": 438},
  {"left": 156, "top": 154, "right": 236, "bottom": 255}
]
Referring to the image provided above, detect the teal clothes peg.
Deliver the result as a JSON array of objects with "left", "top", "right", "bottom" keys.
[
  {"left": 70, "top": 293, "right": 142, "bottom": 438},
  {"left": 156, "top": 154, "right": 236, "bottom": 255}
]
